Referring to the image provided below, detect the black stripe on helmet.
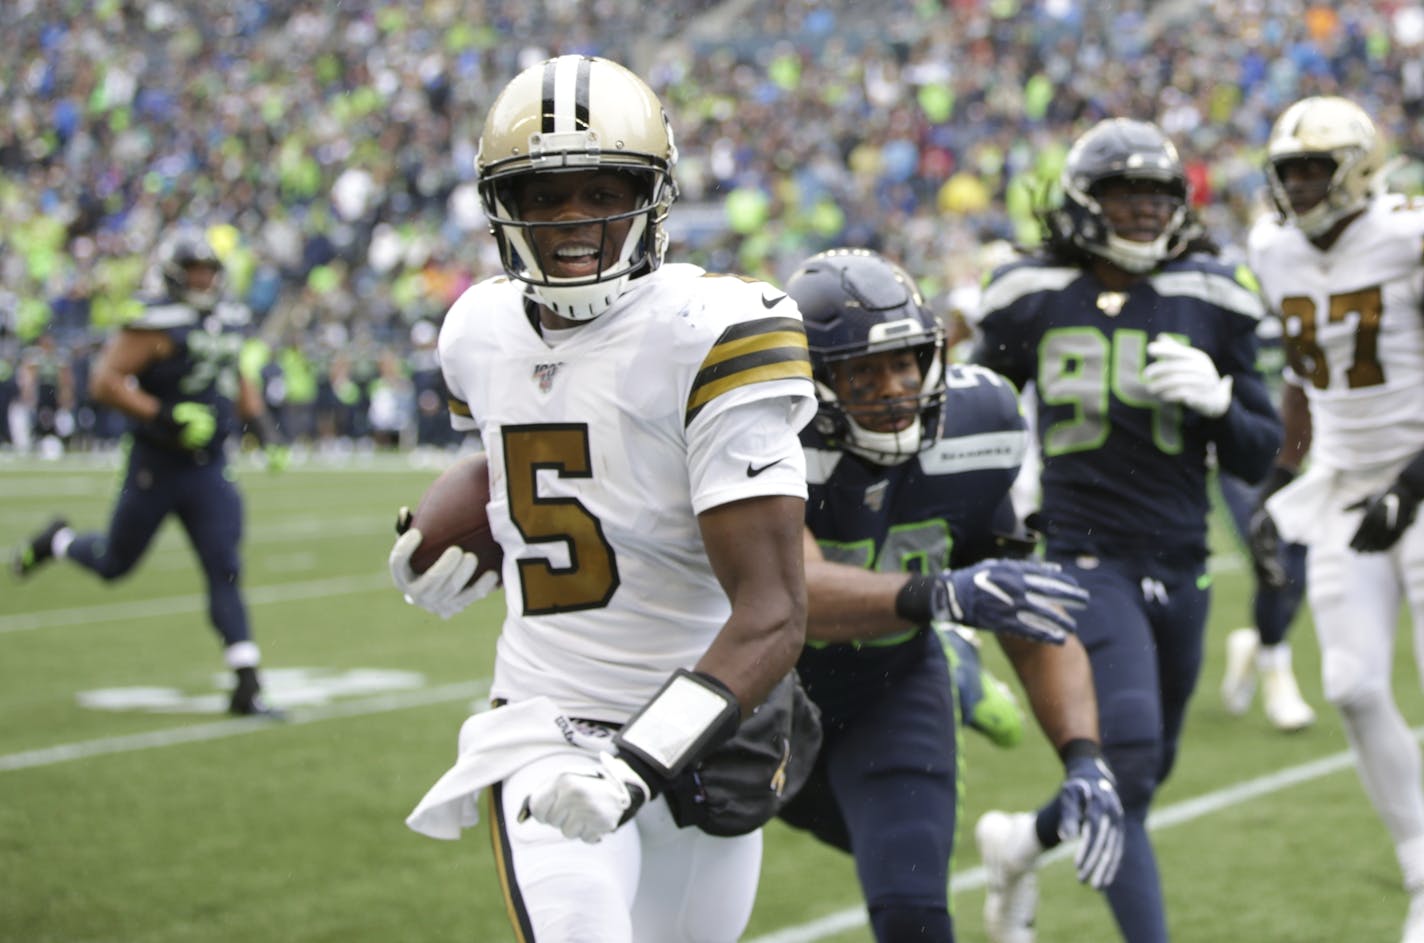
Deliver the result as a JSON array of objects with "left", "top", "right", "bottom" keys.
[
  {"left": 540, "top": 60, "right": 557, "bottom": 133},
  {"left": 574, "top": 56, "right": 591, "bottom": 130}
]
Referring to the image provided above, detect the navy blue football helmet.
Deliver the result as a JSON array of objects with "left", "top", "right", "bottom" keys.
[
  {"left": 156, "top": 228, "right": 224, "bottom": 310},
  {"left": 785, "top": 248, "right": 944, "bottom": 465},
  {"left": 1045, "top": 118, "right": 1191, "bottom": 273}
]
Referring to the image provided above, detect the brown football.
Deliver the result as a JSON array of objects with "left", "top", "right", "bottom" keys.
[{"left": 406, "top": 453, "right": 503, "bottom": 585}]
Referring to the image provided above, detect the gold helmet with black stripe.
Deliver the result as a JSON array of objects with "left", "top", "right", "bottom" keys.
[
  {"left": 1266, "top": 96, "right": 1386, "bottom": 238},
  {"left": 477, "top": 55, "right": 679, "bottom": 320}
]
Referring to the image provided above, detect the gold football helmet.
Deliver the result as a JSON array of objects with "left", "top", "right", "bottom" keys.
[
  {"left": 1266, "top": 96, "right": 1385, "bottom": 238},
  {"left": 477, "top": 55, "right": 679, "bottom": 320}
]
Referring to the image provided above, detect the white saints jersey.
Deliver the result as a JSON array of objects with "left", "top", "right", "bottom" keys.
[
  {"left": 1248, "top": 194, "right": 1424, "bottom": 471},
  {"left": 438, "top": 263, "right": 816, "bottom": 721}
]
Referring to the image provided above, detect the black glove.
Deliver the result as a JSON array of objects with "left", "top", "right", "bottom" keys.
[
  {"left": 1349, "top": 451, "right": 1424, "bottom": 553},
  {"left": 1349, "top": 483, "right": 1421, "bottom": 553},
  {"left": 1246, "top": 465, "right": 1296, "bottom": 589}
]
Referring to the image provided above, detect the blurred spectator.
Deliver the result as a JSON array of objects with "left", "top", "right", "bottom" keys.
[{"left": 5, "top": 0, "right": 1423, "bottom": 455}]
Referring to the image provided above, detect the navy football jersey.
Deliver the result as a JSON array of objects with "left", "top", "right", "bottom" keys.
[
  {"left": 126, "top": 298, "right": 243, "bottom": 461},
  {"left": 799, "top": 363, "right": 1027, "bottom": 720},
  {"left": 972, "top": 254, "right": 1281, "bottom": 559}
]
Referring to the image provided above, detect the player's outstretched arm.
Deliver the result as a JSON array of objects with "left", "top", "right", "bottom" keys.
[{"left": 1000, "top": 634, "right": 1123, "bottom": 889}]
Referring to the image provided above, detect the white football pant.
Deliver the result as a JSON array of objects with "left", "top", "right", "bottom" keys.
[
  {"left": 492, "top": 748, "right": 762, "bottom": 942},
  {"left": 1305, "top": 486, "right": 1424, "bottom": 891}
]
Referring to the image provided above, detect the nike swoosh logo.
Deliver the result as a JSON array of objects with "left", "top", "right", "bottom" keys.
[
  {"left": 761, "top": 293, "right": 787, "bottom": 309},
  {"left": 746, "top": 458, "right": 784, "bottom": 477}
]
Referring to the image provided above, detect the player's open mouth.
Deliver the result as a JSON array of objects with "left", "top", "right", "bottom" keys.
[{"left": 546, "top": 243, "right": 603, "bottom": 278}]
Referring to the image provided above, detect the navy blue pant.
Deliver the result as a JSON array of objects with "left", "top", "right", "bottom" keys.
[
  {"left": 1036, "top": 547, "right": 1210, "bottom": 943},
  {"left": 1216, "top": 471, "right": 1307, "bottom": 646},
  {"left": 67, "top": 442, "right": 250, "bottom": 649},
  {"left": 781, "top": 628, "right": 958, "bottom": 941}
]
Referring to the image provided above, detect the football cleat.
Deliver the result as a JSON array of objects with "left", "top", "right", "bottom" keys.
[
  {"left": 977, "top": 811, "right": 1042, "bottom": 943},
  {"left": 11, "top": 517, "right": 69, "bottom": 579},
  {"left": 229, "top": 671, "right": 286, "bottom": 721},
  {"left": 1220, "top": 627, "right": 1260, "bottom": 716},
  {"left": 939, "top": 625, "right": 1025, "bottom": 748},
  {"left": 1260, "top": 646, "right": 1315, "bottom": 732}
]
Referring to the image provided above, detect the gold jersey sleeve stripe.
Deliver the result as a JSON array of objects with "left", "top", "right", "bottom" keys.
[
  {"left": 686, "top": 317, "right": 811, "bottom": 425},
  {"left": 448, "top": 397, "right": 473, "bottom": 418}
]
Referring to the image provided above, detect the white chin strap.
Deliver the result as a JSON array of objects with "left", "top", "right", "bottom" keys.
[
  {"left": 1099, "top": 233, "right": 1168, "bottom": 273},
  {"left": 528, "top": 273, "right": 633, "bottom": 321},
  {"left": 1291, "top": 196, "right": 1359, "bottom": 240},
  {"left": 502, "top": 202, "right": 650, "bottom": 322},
  {"left": 844, "top": 414, "right": 922, "bottom": 466},
  {"left": 186, "top": 287, "right": 222, "bottom": 311}
]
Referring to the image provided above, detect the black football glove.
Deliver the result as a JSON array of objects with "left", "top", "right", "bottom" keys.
[
  {"left": 1247, "top": 465, "right": 1296, "bottom": 589},
  {"left": 1349, "top": 483, "right": 1421, "bottom": 553}
]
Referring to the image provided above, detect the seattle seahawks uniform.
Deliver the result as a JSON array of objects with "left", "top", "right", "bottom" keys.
[
  {"left": 64, "top": 297, "right": 252, "bottom": 650},
  {"left": 779, "top": 362, "right": 1026, "bottom": 928},
  {"left": 972, "top": 252, "right": 1280, "bottom": 937}
]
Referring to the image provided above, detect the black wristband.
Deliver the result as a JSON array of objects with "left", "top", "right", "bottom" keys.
[
  {"left": 894, "top": 574, "right": 938, "bottom": 624},
  {"left": 1058, "top": 737, "right": 1102, "bottom": 765},
  {"left": 614, "top": 749, "right": 665, "bottom": 799}
]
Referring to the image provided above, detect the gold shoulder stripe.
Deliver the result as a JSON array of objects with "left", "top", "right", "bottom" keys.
[
  {"left": 448, "top": 397, "right": 473, "bottom": 418},
  {"left": 686, "top": 317, "right": 811, "bottom": 426}
]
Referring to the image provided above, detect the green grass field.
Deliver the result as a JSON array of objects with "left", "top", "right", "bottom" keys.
[{"left": 2, "top": 453, "right": 1419, "bottom": 942}]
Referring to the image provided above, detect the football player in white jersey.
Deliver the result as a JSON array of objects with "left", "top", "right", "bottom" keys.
[
  {"left": 387, "top": 57, "right": 817, "bottom": 942},
  {"left": 1249, "top": 95, "right": 1424, "bottom": 943}
]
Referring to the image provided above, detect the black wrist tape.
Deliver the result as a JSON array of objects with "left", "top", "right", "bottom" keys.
[
  {"left": 894, "top": 574, "right": 938, "bottom": 624},
  {"left": 1058, "top": 737, "right": 1103, "bottom": 765}
]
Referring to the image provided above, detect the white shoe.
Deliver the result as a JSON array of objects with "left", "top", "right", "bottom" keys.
[
  {"left": 1403, "top": 892, "right": 1424, "bottom": 943},
  {"left": 1261, "top": 656, "right": 1316, "bottom": 732},
  {"left": 977, "top": 811, "right": 1041, "bottom": 943},
  {"left": 1221, "top": 628, "right": 1260, "bottom": 716}
]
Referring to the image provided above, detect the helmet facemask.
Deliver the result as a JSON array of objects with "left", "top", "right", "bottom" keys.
[
  {"left": 1265, "top": 96, "right": 1384, "bottom": 240},
  {"left": 1048, "top": 118, "right": 1192, "bottom": 274},
  {"left": 476, "top": 56, "right": 680, "bottom": 321},
  {"left": 483, "top": 163, "right": 675, "bottom": 320},
  {"left": 790, "top": 248, "right": 947, "bottom": 466},
  {"left": 158, "top": 230, "right": 225, "bottom": 311},
  {"left": 816, "top": 340, "right": 945, "bottom": 466},
  {"left": 1062, "top": 177, "right": 1189, "bottom": 273}
]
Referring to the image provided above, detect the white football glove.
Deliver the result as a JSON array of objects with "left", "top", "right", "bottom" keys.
[
  {"left": 1143, "top": 335, "right": 1233, "bottom": 418},
  {"left": 388, "top": 529, "right": 498, "bottom": 620},
  {"left": 522, "top": 752, "right": 650, "bottom": 843}
]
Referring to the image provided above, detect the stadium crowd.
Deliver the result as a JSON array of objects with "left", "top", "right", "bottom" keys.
[{"left": 3, "top": 0, "right": 1423, "bottom": 455}]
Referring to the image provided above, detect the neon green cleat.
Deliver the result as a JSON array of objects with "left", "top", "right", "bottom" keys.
[{"left": 938, "top": 624, "right": 1025, "bottom": 749}]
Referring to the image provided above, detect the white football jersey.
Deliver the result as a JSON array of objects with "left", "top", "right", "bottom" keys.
[
  {"left": 438, "top": 264, "right": 815, "bottom": 721},
  {"left": 1248, "top": 194, "right": 1424, "bottom": 471}
]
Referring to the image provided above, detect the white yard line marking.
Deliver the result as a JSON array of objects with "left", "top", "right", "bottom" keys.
[
  {"left": 0, "top": 679, "right": 490, "bottom": 772},
  {"left": 0, "top": 573, "right": 391, "bottom": 634},
  {"left": 745, "top": 737, "right": 1395, "bottom": 943}
]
